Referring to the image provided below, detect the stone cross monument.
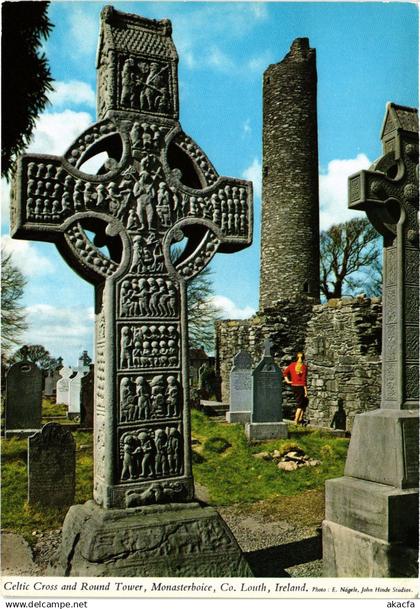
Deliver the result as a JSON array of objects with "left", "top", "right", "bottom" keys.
[
  {"left": 11, "top": 6, "right": 252, "bottom": 576},
  {"left": 323, "top": 103, "right": 419, "bottom": 577}
]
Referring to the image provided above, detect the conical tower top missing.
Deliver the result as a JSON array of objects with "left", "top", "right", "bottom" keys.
[{"left": 259, "top": 38, "right": 320, "bottom": 310}]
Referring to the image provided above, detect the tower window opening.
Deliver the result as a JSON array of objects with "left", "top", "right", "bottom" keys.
[
  {"left": 303, "top": 281, "right": 309, "bottom": 293},
  {"left": 264, "top": 166, "right": 269, "bottom": 177}
]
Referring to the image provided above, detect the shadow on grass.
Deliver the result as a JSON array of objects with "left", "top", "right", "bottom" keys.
[{"left": 245, "top": 534, "right": 322, "bottom": 577}]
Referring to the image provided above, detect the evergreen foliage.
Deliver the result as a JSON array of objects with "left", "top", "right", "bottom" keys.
[{"left": 2, "top": 1, "right": 54, "bottom": 179}]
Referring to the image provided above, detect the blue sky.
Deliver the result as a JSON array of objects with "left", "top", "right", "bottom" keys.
[{"left": 2, "top": 1, "right": 418, "bottom": 364}]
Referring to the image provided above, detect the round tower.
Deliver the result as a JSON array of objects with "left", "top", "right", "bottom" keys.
[{"left": 259, "top": 38, "right": 320, "bottom": 310}]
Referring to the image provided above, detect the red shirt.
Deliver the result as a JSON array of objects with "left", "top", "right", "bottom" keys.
[{"left": 283, "top": 361, "right": 307, "bottom": 386}]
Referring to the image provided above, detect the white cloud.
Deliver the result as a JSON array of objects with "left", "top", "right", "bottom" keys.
[
  {"left": 27, "top": 110, "right": 93, "bottom": 157},
  {"left": 319, "top": 153, "right": 371, "bottom": 230},
  {"left": 1, "top": 235, "right": 55, "bottom": 277},
  {"left": 23, "top": 303, "right": 95, "bottom": 364},
  {"left": 207, "top": 47, "right": 235, "bottom": 72},
  {"left": 67, "top": 6, "right": 99, "bottom": 60},
  {"left": 242, "top": 158, "right": 262, "bottom": 199},
  {"left": 211, "top": 295, "right": 256, "bottom": 320},
  {"left": 49, "top": 80, "right": 95, "bottom": 108},
  {"left": 247, "top": 51, "right": 273, "bottom": 74}
]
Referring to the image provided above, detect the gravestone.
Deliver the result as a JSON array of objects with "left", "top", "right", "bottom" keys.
[
  {"left": 245, "top": 339, "right": 288, "bottom": 440},
  {"left": 4, "top": 360, "right": 42, "bottom": 437},
  {"left": 56, "top": 366, "right": 74, "bottom": 405},
  {"left": 80, "top": 364, "right": 94, "bottom": 429},
  {"left": 68, "top": 371, "right": 86, "bottom": 418},
  {"left": 226, "top": 350, "right": 253, "bottom": 423},
  {"left": 323, "top": 103, "right": 419, "bottom": 577},
  {"left": 44, "top": 366, "right": 63, "bottom": 398},
  {"left": 11, "top": 6, "right": 253, "bottom": 576},
  {"left": 28, "top": 422, "right": 75, "bottom": 507},
  {"left": 77, "top": 350, "right": 92, "bottom": 372}
]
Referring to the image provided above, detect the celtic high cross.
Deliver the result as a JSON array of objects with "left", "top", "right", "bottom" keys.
[
  {"left": 11, "top": 6, "right": 253, "bottom": 509},
  {"left": 349, "top": 103, "right": 419, "bottom": 413}
]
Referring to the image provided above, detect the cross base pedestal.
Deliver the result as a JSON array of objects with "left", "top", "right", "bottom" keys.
[
  {"left": 322, "top": 519, "right": 418, "bottom": 578},
  {"left": 323, "top": 410, "right": 419, "bottom": 577},
  {"left": 245, "top": 422, "right": 288, "bottom": 441},
  {"left": 54, "top": 500, "right": 252, "bottom": 577}
]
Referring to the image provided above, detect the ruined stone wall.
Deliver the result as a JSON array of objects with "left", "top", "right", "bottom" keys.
[
  {"left": 215, "top": 296, "right": 315, "bottom": 416},
  {"left": 260, "top": 38, "right": 320, "bottom": 309},
  {"left": 216, "top": 297, "right": 382, "bottom": 428},
  {"left": 305, "top": 297, "right": 382, "bottom": 431}
]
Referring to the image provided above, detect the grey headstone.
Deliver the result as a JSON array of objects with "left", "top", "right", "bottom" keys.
[
  {"left": 11, "top": 6, "right": 253, "bottom": 576},
  {"left": 245, "top": 345, "right": 287, "bottom": 440},
  {"left": 227, "top": 350, "right": 253, "bottom": 423},
  {"left": 4, "top": 361, "right": 42, "bottom": 435},
  {"left": 44, "top": 367, "right": 62, "bottom": 397},
  {"left": 28, "top": 422, "right": 75, "bottom": 507},
  {"left": 56, "top": 366, "right": 73, "bottom": 406},
  {"left": 80, "top": 365, "right": 94, "bottom": 428}
]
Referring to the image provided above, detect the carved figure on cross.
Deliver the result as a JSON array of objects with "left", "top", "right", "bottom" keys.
[{"left": 11, "top": 6, "right": 253, "bottom": 509}]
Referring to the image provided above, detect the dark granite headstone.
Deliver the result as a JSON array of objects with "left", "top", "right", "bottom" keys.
[
  {"left": 80, "top": 364, "right": 94, "bottom": 429},
  {"left": 11, "top": 6, "right": 253, "bottom": 577},
  {"left": 245, "top": 339, "right": 287, "bottom": 440},
  {"left": 28, "top": 422, "right": 75, "bottom": 507},
  {"left": 4, "top": 361, "right": 42, "bottom": 437},
  {"left": 323, "top": 103, "right": 419, "bottom": 577},
  {"left": 226, "top": 350, "right": 253, "bottom": 423}
]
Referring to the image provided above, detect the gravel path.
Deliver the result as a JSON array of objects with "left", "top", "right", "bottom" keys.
[{"left": 2, "top": 492, "right": 324, "bottom": 577}]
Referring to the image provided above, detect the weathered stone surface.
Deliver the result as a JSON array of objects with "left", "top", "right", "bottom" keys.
[
  {"left": 325, "top": 476, "right": 418, "bottom": 543},
  {"left": 1, "top": 533, "right": 35, "bottom": 576},
  {"left": 56, "top": 500, "right": 253, "bottom": 577},
  {"left": 4, "top": 360, "right": 42, "bottom": 434},
  {"left": 305, "top": 297, "right": 382, "bottom": 430},
  {"left": 344, "top": 409, "right": 419, "bottom": 488},
  {"left": 260, "top": 38, "right": 320, "bottom": 309},
  {"left": 322, "top": 520, "right": 419, "bottom": 578},
  {"left": 12, "top": 5, "right": 252, "bottom": 576},
  {"left": 227, "top": 350, "right": 253, "bottom": 422},
  {"left": 324, "top": 103, "right": 419, "bottom": 578},
  {"left": 28, "top": 423, "right": 75, "bottom": 507},
  {"left": 252, "top": 340, "right": 282, "bottom": 423},
  {"left": 11, "top": 5, "right": 252, "bottom": 511},
  {"left": 245, "top": 422, "right": 288, "bottom": 441}
]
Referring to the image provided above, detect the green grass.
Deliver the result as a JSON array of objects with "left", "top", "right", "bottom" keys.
[
  {"left": 42, "top": 399, "right": 68, "bottom": 418},
  {"left": 1, "top": 432, "right": 93, "bottom": 545},
  {"left": 1, "top": 411, "right": 348, "bottom": 543},
  {"left": 190, "top": 410, "right": 349, "bottom": 505}
]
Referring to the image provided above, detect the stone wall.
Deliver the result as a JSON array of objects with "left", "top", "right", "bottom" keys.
[
  {"left": 260, "top": 38, "right": 320, "bottom": 309},
  {"left": 215, "top": 296, "right": 315, "bottom": 416},
  {"left": 305, "top": 297, "right": 382, "bottom": 430},
  {"left": 216, "top": 296, "right": 382, "bottom": 428}
]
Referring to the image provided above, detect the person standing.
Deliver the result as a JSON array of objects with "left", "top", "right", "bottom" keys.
[{"left": 283, "top": 352, "right": 308, "bottom": 425}]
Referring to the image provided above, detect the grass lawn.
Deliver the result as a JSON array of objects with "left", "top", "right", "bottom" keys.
[
  {"left": 1, "top": 407, "right": 349, "bottom": 545},
  {"left": 190, "top": 410, "right": 349, "bottom": 505}
]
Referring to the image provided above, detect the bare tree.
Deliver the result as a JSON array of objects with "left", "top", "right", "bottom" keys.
[
  {"left": 320, "top": 217, "right": 382, "bottom": 300},
  {"left": 187, "top": 265, "right": 221, "bottom": 351},
  {"left": 1, "top": 248, "right": 27, "bottom": 355},
  {"left": 10, "top": 344, "right": 56, "bottom": 370}
]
